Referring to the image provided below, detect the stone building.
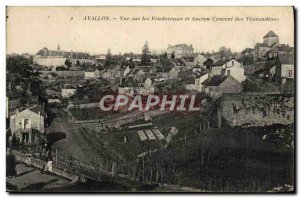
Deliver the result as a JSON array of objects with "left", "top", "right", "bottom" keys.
[
  {"left": 167, "top": 44, "right": 194, "bottom": 58},
  {"left": 274, "top": 54, "right": 294, "bottom": 83},
  {"left": 202, "top": 75, "right": 242, "bottom": 98},
  {"left": 33, "top": 45, "right": 97, "bottom": 68},
  {"left": 263, "top": 31, "right": 279, "bottom": 47},
  {"left": 119, "top": 76, "right": 155, "bottom": 96},
  {"left": 9, "top": 105, "right": 45, "bottom": 144},
  {"left": 211, "top": 59, "right": 246, "bottom": 83}
]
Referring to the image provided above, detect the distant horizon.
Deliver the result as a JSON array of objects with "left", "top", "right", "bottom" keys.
[{"left": 7, "top": 7, "right": 294, "bottom": 55}]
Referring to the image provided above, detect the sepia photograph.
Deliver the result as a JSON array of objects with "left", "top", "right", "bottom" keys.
[{"left": 5, "top": 6, "right": 295, "bottom": 193}]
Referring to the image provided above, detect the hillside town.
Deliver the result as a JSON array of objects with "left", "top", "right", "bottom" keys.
[{"left": 6, "top": 30, "right": 294, "bottom": 192}]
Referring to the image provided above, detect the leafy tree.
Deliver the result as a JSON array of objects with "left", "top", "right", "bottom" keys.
[
  {"left": 141, "top": 41, "right": 151, "bottom": 66},
  {"left": 7, "top": 55, "right": 45, "bottom": 104},
  {"left": 76, "top": 60, "right": 81, "bottom": 66},
  {"left": 64, "top": 59, "right": 72, "bottom": 67},
  {"left": 219, "top": 46, "right": 233, "bottom": 60}
]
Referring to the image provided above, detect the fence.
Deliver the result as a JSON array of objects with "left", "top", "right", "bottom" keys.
[{"left": 11, "top": 150, "right": 83, "bottom": 182}]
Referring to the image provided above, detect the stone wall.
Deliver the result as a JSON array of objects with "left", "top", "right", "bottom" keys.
[
  {"left": 40, "top": 71, "right": 85, "bottom": 78},
  {"left": 221, "top": 93, "right": 294, "bottom": 126}
]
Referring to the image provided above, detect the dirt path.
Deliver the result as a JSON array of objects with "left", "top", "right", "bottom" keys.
[{"left": 46, "top": 109, "right": 100, "bottom": 163}]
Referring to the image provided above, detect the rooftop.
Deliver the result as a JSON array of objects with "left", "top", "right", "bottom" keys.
[
  {"left": 263, "top": 31, "right": 278, "bottom": 38},
  {"left": 202, "top": 75, "right": 228, "bottom": 86}
]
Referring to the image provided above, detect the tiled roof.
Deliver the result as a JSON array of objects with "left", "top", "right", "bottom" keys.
[
  {"left": 255, "top": 43, "right": 270, "bottom": 48},
  {"left": 28, "top": 105, "right": 46, "bottom": 116},
  {"left": 263, "top": 31, "right": 278, "bottom": 38},
  {"left": 36, "top": 47, "right": 94, "bottom": 59},
  {"left": 202, "top": 75, "right": 228, "bottom": 86},
  {"left": 212, "top": 60, "right": 227, "bottom": 67},
  {"left": 120, "top": 77, "right": 143, "bottom": 87}
]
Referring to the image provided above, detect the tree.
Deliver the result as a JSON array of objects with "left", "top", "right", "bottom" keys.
[
  {"left": 219, "top": 46, "right": 233, "bottom": 60},
  {"left": 64, "top": 59, "right": 72, "bottom": 68},
  {"left": 7, "top": 55, "right": 45, "bottom": 104},
  {"left": 171, "top": 52, "right": 175, "bottom": 59},
  {"left": 141, "top": 41, "right": 151, "bottom": 66},
  {"left": 105, "top": 48, "right": 112, "bottom": 67},
  {"left": 76, "top": 60, "right": 81, "bottom": 67}
]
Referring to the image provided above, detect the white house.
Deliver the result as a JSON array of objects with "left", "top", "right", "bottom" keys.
[
  {"left": 211, "top": 59, "right": 246, "bottom": 83},
  {"left": 195, "top": 73, "right": 209, "bottom": 92},
  {"left": 9, "top": 105, "right": 45, "bottom": 144},
  {"left": 185, "top": 73, "right": 209, "bottom": 92}
]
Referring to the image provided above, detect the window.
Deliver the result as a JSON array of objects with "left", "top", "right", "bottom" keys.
[
  {"left": 288, "top": 70, "right": 293, "bottom": 78},
  {"left": 24, "top": 119, "right": 30, "bottom": 129},
  {"left": 227, "top": 70, "right": 231, "bottom": 76}
]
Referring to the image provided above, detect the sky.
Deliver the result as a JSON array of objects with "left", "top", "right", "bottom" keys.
[{"left": 6, "top": 6, "right": 294, "bottom": 55}]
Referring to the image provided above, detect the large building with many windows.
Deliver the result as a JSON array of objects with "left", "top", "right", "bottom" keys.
[
  {"left": 33, "top": 45, "right": 97, "bottom": 68},
  {"left": 167, "top": 44, "right": 194, "bottom": 58}
]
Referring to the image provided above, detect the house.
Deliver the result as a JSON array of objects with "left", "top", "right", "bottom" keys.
[
  {"left": 167, "top": 44, "right": 194, "bottom": 58},
  {"left": 203, "top": 58, "right": 214, "bottom": 70},
  {"left": 156, "top": 66, "right": 179, "bottom": 80},
  {"left": 128, "top": 68, "right": 146, "bottom": 82},
  {"left": 95, "top": 54, "right": 106, "bottom": 61},
  {"left": 185, "top": 72, "right": 209, "bottom": 92},
  {"left": 181, "top": 56, "right": 195, "bottom": 68},
  {"left": 211, "top": 60, "right": 226, "bottom": 76},
  {"left": 84, "top": 69, "right": 100, "bottom": 79},
  {"left": 119, "top": 76, "right": 155, "bottom": 96},
  {"left": 122, "top": 65, "right": 131, "bottom": 77},
  {"left": 193, "top": 54, "right": 207, "bottom": 67},
  {"left": 131, "top": 55, "right": 142, "bottom": 63},
  {"left": 9, "top": 105, "right": 45, "bottom": 144},
  {"left": 61, "top": 86, "right": 76, "bottom": 98},
  {"left": 202, "top": 75, "right": 242, "bottom": 98},
  {"left": 251, "top": 59, "right": 277, "bottom": 79},
  {"left": 274, "top": 54, "right": 294, "bottom": 83},
  {"left": 102, "top": 65, "right": 123, "bottom": 80},
  {"left": 211, "top": 59, "right": 246, "bottom": 83},
  {"left": 195, "top": 73, "right": 209, "bottom": 92}
]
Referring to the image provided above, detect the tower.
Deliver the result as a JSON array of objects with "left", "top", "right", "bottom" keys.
[
  {"left": 263, "top": 31, "right": 279, "bottom": 47},
  {"left": 57, "top": 44, "right": 60, "bottom": 51}
]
